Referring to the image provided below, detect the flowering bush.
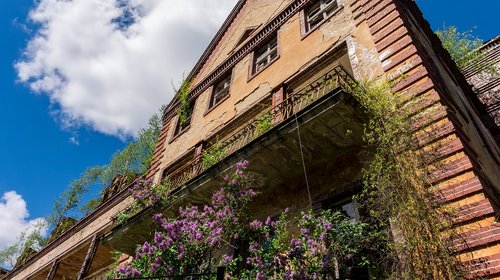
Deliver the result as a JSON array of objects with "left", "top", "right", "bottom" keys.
[
  {"left": 116, "top": 178, "right": 171, "bottom": 224},
  {"left": 229, "top": 210, "right": 372, "bottom": 280},
  {"left": 116, "top": 161, "right": 378, "bottom": 279},
  {"left": 116, "top": 160, "right": 256, "bottom": 277}
]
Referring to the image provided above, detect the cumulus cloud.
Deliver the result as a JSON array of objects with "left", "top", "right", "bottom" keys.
[
  {"left": 0, "top": 191, "right": 47, "bottom": 250},
  {"left": 16, "top": 0, "right": 238, "bottom": 138}
]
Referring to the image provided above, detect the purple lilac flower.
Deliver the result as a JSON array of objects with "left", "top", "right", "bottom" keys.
[
  {"left": 178, "top": 245, "right": 185, "bottom": 260},
  {"left": 222, "top": 255, "right": 233, "bottom": 265},
  {"left": 131, "top": 268, "right": 141, "bottom": 277},
  {"left": 236, "top": 160, "right": 249, "bottom": 168},
  {"left": 256, "top": 271, "right": 266, "bottom": 280},
  {"left": 250, "top": 220, "right": 263, "bottom": 231},
  {"left": 152, "top": 213, "right": 163, "bottom": 223}
]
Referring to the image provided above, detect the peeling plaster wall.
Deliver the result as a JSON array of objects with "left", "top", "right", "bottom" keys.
[
  {"left": 194, "top": 0, "right": 294, "bottom": 85},
  {"left": 158, "top": 3, "right": 375, "bottom": 175}
]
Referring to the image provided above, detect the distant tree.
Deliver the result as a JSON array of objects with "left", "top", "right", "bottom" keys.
[
  {"left": 0, "top": 220, "right": 47, "bottom": 269},
  {"left": 437, "top": 25, "right": 499, "bottom": 76},
  {"left": 436, "top": 25, "right": 483, "bottom": 69},
  {"left": 1, "top": 100, "right": 164, "bottom": 271},
  {"left": 49, "top": 110, "right": 163, "bottom": 228}
]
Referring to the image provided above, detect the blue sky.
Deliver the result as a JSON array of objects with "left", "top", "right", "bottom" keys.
[{"left": 0, "top": 0, "right": 498, "bottom": 252}]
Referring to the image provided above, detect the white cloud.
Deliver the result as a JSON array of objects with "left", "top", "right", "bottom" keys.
[
  {"left": 16, "top": 0, "right": 238, "bottom": 138},
  {"left": 0, "top": 191, "right": 47, "bottom": 251}
]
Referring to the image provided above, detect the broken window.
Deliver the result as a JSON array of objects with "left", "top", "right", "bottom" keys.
[
  {"left": 253, "top": 36, "right": 278, "bottom": 74},
  {"left": 305, "top": 0, "right": 338, "bottom": 32},
  {"left": 173, "top": 101, "right": 195, "bottom": 138},
  {"left": 209, "top": 74, "right": 231, "bottom": 109}
]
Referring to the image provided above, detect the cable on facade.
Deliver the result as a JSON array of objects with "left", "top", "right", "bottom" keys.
[{"left": 294, "top": 114, "right": 313, "bottom": 209}]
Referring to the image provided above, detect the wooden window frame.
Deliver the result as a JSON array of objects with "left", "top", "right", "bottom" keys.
[
  {"left": 170, "top": 100, "right": 195, "bottom": 142},
  {"left": 206, "top": 73, "right": 232, "bottom": 114},
  {"left": 300, "top": 0, "right": 343, "bottom": 38},
  {"left": 248, "top": 34, "right": 280, "bottom": 80}
]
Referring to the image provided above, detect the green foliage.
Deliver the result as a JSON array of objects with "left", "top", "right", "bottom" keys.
[
  {"left": 49, "top": 111, "right": 162, "bottom": 228},
  {"left": 106, "top": 251, "right": 125, "bottom": 279},
  {"left": 201, "top": 139, "right": 226, "bottom": 170},
  {"left": 231, "top": 210, "right": 379, "bottom": 279},
  {"left": 176, "top": 79, "right": 193, "bottom": 126},
  {"left": 103, "top": 113, "right": 162, "bottom": 185},
  {"left": 116, "top": 179, "right": 173, "bottom": 225},
  {"left": 350, "top": 79, "right": 465, "bottom": 279},
  {"left": 49, "top": 166, "right": 103, "bottom": 227},
  {"left": 80, "top": 197, "right": 102, "bottom": 216},
  {"left": 0, "top": 220, "right": 47, "bottom": 268},
  {"left": 255, "top": 111, "right": 273, "bottom": 135},
  {"left": 45, "top": 218, "right": 77, "bottom": 245},
  {"left": 436, "top": 25, "right": 484, "bottom": 70}
]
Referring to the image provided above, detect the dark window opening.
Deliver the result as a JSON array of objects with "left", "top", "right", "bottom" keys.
[{"left": 173, "top": 101, "right": 195, "bottom": 137}]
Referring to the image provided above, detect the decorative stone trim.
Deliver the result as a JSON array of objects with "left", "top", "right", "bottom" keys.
[{"left": 163, "top": 0, "right": 313, "bottom": 121}]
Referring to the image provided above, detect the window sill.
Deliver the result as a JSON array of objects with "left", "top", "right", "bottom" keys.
[
  {"left": 204, "top": 94, "right": 231, "bottom": 116},
  {"left": 301, "top": 5, "right": 344, "bottom": 40}
]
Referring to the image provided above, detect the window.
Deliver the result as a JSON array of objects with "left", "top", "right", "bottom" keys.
[
  {"left": 253, "top": 36, "right": 278, "bottom": 74},
  {"left": 321, "top": 195, "right": 361, "bottom": 223},
  {"left": 209, "top": 75, "right": 231, "bottom": 109},
  {"left": 172, "top": 101, "right": 195, "bottom": 138},
  {"left": 304, "top": 0, "right": 338, "bottom": 32}
]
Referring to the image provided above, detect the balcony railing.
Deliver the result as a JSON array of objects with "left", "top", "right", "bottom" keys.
[
  {"left": 165, "top": 157, "right": 204, "bottom": 190},
  {"left": 163, "top": 64, "right": 355, "bottom": 190}
]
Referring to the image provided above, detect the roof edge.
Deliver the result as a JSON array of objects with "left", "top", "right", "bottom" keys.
[{"left": 163, "top": 0, "right": 247, "bottom": 114}]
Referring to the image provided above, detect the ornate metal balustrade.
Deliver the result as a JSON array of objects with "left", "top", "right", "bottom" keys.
[
  {"left": 165, "top": 158, "right": 204, "bottom": 190},
  {"left": 219, "top": 65, "right": 355, "bottom": 157},
  {"left": 163, "top": 64, "right": 355, "bottom": 190}
]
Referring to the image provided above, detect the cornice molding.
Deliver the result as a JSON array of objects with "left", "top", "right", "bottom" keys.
[{"left": 163, "top": 0, "right": 313, "bottom": 121}]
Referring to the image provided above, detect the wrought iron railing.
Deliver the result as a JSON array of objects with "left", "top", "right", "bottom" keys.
[
  {"left": 163, "top": 64, "right": 355, "bottom": 190},
  {"left": 218, "top": 65, "right": 354, "bottom": 157},
  {"left": 165, "top": 158, "right": 204, "bottom": 190}
]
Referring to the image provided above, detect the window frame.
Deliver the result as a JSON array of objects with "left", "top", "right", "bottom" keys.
[
  {"left": 170, "top": 100, "right": 196, "bottom": 142},
  {"left": 206, "top": 73, "right": 232, "bottom": 114},
  {"left": 300, "top": 0, "right": 342, "bottom": 38},
  {"left": 248, "top": 34, "right": 280, "bottom": 80}
]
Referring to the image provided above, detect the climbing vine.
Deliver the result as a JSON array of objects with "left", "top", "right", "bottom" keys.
[
  {"left": 350, "top": 79, "right": 465, "bottom": 279},
  {"left": 255, "top": 111, "right": 273, "bottom": 136},
  {"left": 176, "top": 79, "right": 193, "bottom": 126},
  {"left": 201, "top": 138, "right": 226, "bottom": 170}
]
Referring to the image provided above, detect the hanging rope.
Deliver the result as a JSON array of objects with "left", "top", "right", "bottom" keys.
[{"left": 294, "top": 114, "right": 313, "bottom": 209}]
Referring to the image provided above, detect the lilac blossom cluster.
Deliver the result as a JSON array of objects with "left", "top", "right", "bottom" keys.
[
  {"left": 116, "top": 160, "right": 257, "bottom": 278},
  {"left": 230, "top": 210, "right": 370, "bottom": 279},
  {"left": 129, "top": 178, "right": 164, "bottom": 208},
  {"left": 116, "top": 160, "right": 372, "bottom": 279}
]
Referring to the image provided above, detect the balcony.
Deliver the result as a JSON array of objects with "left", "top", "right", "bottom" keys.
[
  {"left": 163, "top": 65, "right": 357, "bottom": 189},
  {"left": 102, "top": 62, "right": 367, "bottom": 254}
]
